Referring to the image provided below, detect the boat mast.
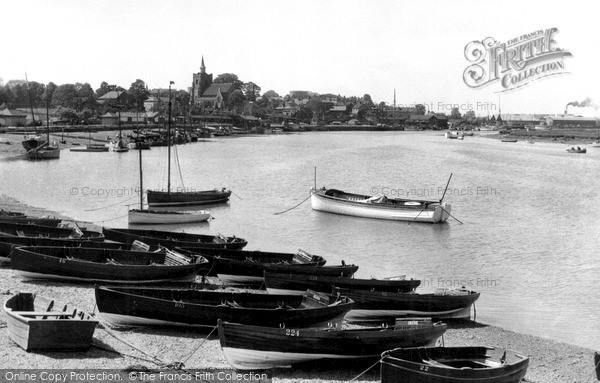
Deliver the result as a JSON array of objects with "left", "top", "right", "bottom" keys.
[
  {"left": 46, "top": 94, "right": 50, "bottom": 144},
  {"left": 168, "top": 81, "right": 174, "bottom": 194},
  {"left": 138, "top": 129, "right": 143, "bottom": 210},
  {"left": 25, "top": 73, "right": 37, "bottom": 135}
]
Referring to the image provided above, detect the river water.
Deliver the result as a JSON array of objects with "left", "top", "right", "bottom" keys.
[{"left": 1, "top": 131, "right": 599, "bottom": 350}]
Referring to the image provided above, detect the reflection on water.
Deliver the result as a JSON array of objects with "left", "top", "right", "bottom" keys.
[{"left": 1, "top": 131, "right": 599, "bottom": 349}]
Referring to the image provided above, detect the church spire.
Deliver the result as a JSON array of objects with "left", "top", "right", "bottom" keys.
[{"left": 200, "top": 56, "right": 206, "bottom": 74}]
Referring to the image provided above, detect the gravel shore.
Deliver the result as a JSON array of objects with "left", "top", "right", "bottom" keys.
[{"left": 0, "top": 199, "right": 597, "bottom": 382}]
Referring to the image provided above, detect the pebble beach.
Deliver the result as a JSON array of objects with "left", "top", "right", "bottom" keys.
[{"left": 0, "top": 195, "right": 597, "bottom": 383}]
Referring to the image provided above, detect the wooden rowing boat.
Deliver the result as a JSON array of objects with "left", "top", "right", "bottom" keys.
[
  {"left": 310, "top": 188, "right": 451, "bottom": 223},
  {"left": 102, "top": 227, "right": 247, "bottom": 250},
  {"left": 10, "top": 246, "right": 208, "bottom": 283},
  {"left": 332, "top": 287, "right": 480, "bottom": 321},
  {"left": 218, "top": 318, "right": 447, "bottom": 369},
  {"left": 95, "top": 287, "right": 353, "bottom": 328},
  {"left": 380, "top": 347, "right": 529, "bottom": 383},
  {"left": 0, "top": 222, "right": 103, "bottom": 240},
  {"left": 128, "top": 209, "right": 211, "bottom": 225},
  {"left": 4, "top": 292, "right": 98, "bottom": 351},
  {"left": 0, "top": 235, "right": 128, "bottom": 266},
  {"left": 264, "top": 271, "right": 421, "bottom": 295}
]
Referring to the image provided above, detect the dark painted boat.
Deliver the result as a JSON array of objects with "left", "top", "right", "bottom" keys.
[
  {"left": 102, "top": 227, "right": 247, "bottom": 250},
  {"left": 0, "top": 235, "right": 128, "bottom": 265},
  {"left": 332, "top": 287, "right": 480, "bottom": 321},
  {"left": 566, "top": 147, "right": 586, "bottom": 153},
  {"left": 10, "top": 246, "right": 208, "bottom": 283},
  {"left": 4, "top": 292, "right": 98, "bottom": 351},
  {"left": 218, "top": 318, "right": 447, "bottom": 369},
  {"left": 95, "top": 286, "right": 353, "bottom": 328},
  {"left": 215, "top": 262, "right": 358, "bottom": 285},
  {"left": 0, "top": 216, "right": 63, "bottom": 227},
  {"left": 595, "top": 351, "right": 600, "bottom": 380},
  {"left": 264, "top": 271, "right": 421, "bottom": 295},
  {"left": 380, "top": 347, "right": 529, "bottom": 383},
  {"left": 0, "top": 222, "right": 103, "bottom": 240},
  {"left": 147, "top": 188, "right": 232, "bottom": 207}
]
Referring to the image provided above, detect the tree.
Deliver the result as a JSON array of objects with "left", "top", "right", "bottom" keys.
[
  {"left": 227, "top": 89, "right": 246, "bottom": 111},
  {"left": 241, "top": 82, "right": 261, "bottom": 101},
  {"left": 75, "top": 83, "right": 97, "bottom": 111},
  {"left": 415, "top": 104, "right": 426, "bottom": 115},
  {"left": 464, "top": 110, "right": 476, "bottom": 121},
  {"left": 51, "top": 84, "right": 77, "bottom": 109},
  {"left": 262, "top": 90, "right": 280, "bottom": 99},
  {"left": 214, "top": 73, "right": 243, "bottom": 91},
  {"left": 450, "top": 107, "right": 462, "bottom": 119},
  {"left": 363, "top": 94, "right": 374, "bottom": 108},
  {"left": 127, "top": 79, "right": 149, "bottom": 111}
]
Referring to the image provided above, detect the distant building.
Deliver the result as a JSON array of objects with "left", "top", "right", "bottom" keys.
[
  {"left": 0, "top": 108, "right": 27, "bottom": 127},
  {"left": 97, "top": 90, "right": 126, "bottom": 105},
  {"left": 191, "top": 56, "right": 213, "bottom": 107},
  {"left": 501, "top": 114, "right": 548, "bottom": 128},
  {"left": 544, "top": 115, "right": 598, "bottom": 129},
  {"left": 409, "top": 113, "right": 448, "bottom": 129}
]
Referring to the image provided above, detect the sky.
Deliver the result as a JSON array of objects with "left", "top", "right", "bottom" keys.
[{"left": 3, "top": 0, "right": 599, "bottom": 117}]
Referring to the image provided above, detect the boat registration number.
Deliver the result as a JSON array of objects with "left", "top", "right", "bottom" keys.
[{"left": 285, "top": 329, "right": 300, "bottom": 337}]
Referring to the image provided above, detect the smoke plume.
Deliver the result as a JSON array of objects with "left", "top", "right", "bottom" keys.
[{"left": 566, "top": 97, "right": 596, "bottom": 109}]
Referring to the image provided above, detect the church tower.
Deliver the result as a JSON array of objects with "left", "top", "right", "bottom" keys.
[{"left": 191, "top": 56, "right": 213, "bottom": 106}]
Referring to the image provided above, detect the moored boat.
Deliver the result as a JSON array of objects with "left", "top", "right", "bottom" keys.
[
  {"left": 264, "top": 271, "right": 421, "bottom": 295},
  {"left": 4, "top": 292, "right": 98, "bottom": 351},
  {"left": 311, "top": 188, "right": 451, "bottom": 223},
  {"left": 566, "top": 147, "right": 586, "bottom": 153},
  {"left": 218, "top": 318, "right": 447, "bottom": 370},
  {"left": 102, "top": 227, "right": 247, "bottom": 250},
  {"left": 95, "top": 287, "right": 353, "bottom": 328},
  {"left": 333, "top": 287, "right": 480, "bottom": 321},
  {"left": 380, "top": 347, "right": 529, "bottom": 383},
  {"left": 10, "top": 246, "right": 208, "bottom": 283},
  {"left": 147, "top": 189, "right": 232, "bottom": 207},
  {"left": 0, "top": 221, "right": 103, "bottom": 240}
]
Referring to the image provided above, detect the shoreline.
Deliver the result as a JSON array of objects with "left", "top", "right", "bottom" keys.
[{"left": 0, "top": 195, "right": 597, "bottom": 382}]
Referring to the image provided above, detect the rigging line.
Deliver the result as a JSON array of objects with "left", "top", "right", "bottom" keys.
[
  {"left": 440, "top": 206, "right": 463, "bottom": 224},
  {"left": 273, "top": 193, "right": 312, "bottom": 215},
  {"left": 231, "top": 191, "right": 243, "bottom": 200},
  {"left": 173, "top": 143, "right": 185, "bottom": 189},
  {"left": 84, "top": 195, "right": 138, "bottom": 211},
  {"left": 94, "top": 212, "right": 129, "bottom": 223}
]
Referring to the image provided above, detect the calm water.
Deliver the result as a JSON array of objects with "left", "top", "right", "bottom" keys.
[{"left": 1, "top": 131, "right": 599, "bottom": 350}]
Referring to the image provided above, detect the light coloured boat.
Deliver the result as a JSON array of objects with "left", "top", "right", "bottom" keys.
[
  {"left": 4, "top": 292, "right": 98, "bottom": 351},
  {"left": 310, "top": 188, "right": 451, "bottom": 223}
]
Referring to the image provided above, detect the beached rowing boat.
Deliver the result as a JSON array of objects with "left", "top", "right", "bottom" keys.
[
  {"left": 380, "top": 347, "right": 529, "bottom": 383},
  {"left": 4, "top": 292, "right": 98, "bottom": 351},
  {"left": 10, "top": 246, "right": 208, "bottom": 283},
  {"left": 218, "top": 318, "right": 446, "bottom": 369},
  {"left": 95, "top": 287, "right": 353, "bottom": 328}
]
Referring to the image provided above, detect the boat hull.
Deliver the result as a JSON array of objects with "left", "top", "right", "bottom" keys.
[
  {"left": 264, "top": 271, "right": 421, "bottom": 295},
  {"left": 333, "top": 288, "right": 480, "bottom": 321},
  {"left": 95, "top": 287, "right": 353, "bottom": 328},
  {"left": 4, "top": 292, "right": 97, "bottom": 351},
  {"left": 311, "top": 189, "right": 450, "bottom": 223},
  {"left": 10, "top": 246, "right": 205, "bottom": 283},
  {"left": 26, "top": 146, "right": 61, "bottom": 160},
  {"left": 147, "top": 189, "right": 231, "bottom": 207},
  {"left": 128, "top": 209, "right": 211, "bottom": 225},
  {"left": 218, "top": 321, "right": 447, "bottom": 369},
  {"left": 102, "top": 227, "right": 247, "bottom": 250},
  {"left": 380, "top": 347, "right": 529, "bottom": 383}
]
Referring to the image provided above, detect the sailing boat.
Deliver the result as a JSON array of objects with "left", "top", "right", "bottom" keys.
[
  {"left": 146, "top": 81, "right": 231, "bottom": 207},
  {"left": 26, "top": 89, "right": 60, "bottom": 160},
  {"left": 70, "top": 131, "right": 109, "bottom": 152},
  {"left": 112, "top": 110, "right": 129, "bottom": 152},
  {"left": 128, "top": 130, "right": 211, "bottom": 225}
]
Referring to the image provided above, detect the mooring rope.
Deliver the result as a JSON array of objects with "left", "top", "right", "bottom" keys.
[
  {"left": 346, "top": 357, "right": 382, "bottom": 382},
  {"left": 179, "top": 325, "right": 218, "bottom": 367},
  {"left": 84, "top": 195, "right": 138, "bottom": 211},
  {"left": 274, "top": 193, "right": 312, "bottom": 215},
  {"left": 440, "top": 206, "right": 464, "bottom": 224}
]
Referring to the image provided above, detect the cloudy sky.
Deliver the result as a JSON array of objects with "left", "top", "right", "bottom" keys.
[{"left": 3, "top": 0, "right": 598, "bottom": 116}]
